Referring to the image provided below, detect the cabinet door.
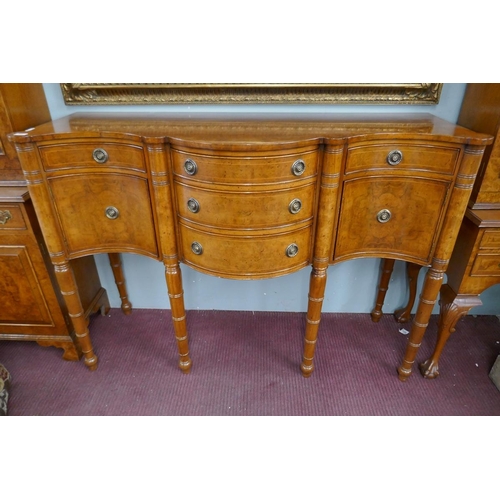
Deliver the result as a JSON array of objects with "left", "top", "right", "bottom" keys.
[{"left": 334, "top": 177, "right": 450, "bottom": 265}]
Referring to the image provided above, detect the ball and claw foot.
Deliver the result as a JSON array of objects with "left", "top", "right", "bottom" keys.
[
  {"left": 419, "top": 359, "right": 439, "bottom": 379},
  {"left": 394, "top": 307, "right": 411, "bottom": 324}
]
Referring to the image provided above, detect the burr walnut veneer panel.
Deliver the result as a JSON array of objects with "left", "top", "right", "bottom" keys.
[{"left": 9, "top": 113, "right": 492, "bottom": 380}]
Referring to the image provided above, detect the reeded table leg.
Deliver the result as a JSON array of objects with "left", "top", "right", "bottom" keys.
[
  {"left": 371, "top": 259, "right": 395, "bottom": 322},
  {"left": 108, "top": 253, "right": 132, "bottom": 315},
  {"left": 164, "top": 263, "right": 192, "bottom": 374},
  {"left": 301, "top": 266, "right": 327, "bottom": 377},
  {"left": 393, "top": 262, "right": 422, "bottom": 323},
  {"left": 419, "top": 284, "right": 482, "bottom": 379},
  {"left": 55, "top": 260, "right": 98, "bottom": 370}
]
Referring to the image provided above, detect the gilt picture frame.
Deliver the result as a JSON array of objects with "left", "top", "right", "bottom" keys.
[{"left": 61, "top": 83, "right": 443, "bottom": 105}]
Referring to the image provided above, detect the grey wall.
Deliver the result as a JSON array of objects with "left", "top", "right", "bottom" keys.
[{"left": 41, "top": 83, "right": 500, "bottom": 315}]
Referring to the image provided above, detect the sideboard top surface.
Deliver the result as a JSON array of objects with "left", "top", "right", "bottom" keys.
[{"left": 9, "top": 113, "right": 492, "bottom": 148}]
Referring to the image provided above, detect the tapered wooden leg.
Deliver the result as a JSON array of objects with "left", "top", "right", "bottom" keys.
[
  {"left": 108, "top": 253, "right": 132, "bottom": 315},
  {"left": 370, "top": 259, "right": 395, "bottom": 322},
  {"left": 394, "top": 262, "right": 422, "bottom": 323},
  {"left": 54, "top": 260, "right": 98, "bottom": 370},
  {"left": 301, "top": 267, "right": 327, "bottom": 377},
  {"left": 164, "top": 263, "right": 192, "bottom": 374},
  {"left": 419, "top": 284, "right": 482, "bottom": 379},
  {"left": 397, "top": 265, "right": 444, "bottom": 381}
]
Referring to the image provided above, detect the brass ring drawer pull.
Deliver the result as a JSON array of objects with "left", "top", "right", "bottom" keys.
[
  {"left": 191, "top": 241, "right": 203, "bottom": 255},
  {"left": 289, "top": 198, "right": 302, "bottom": 214},
  {"left": 387, "top": 150, "right": 403, "bottom": 166},
  {"left": 93, "top": 148, "right": 109, "bottom": 164},
  {"left": 376, "top": 209, "right": 392, "bottom": 223},
  {"left": 105, "top": 206, "right": 120, "bottom": 220},
  {"left": 184, "top": 159, "right": 198, "bottom": 175},
  {"left": 187, "top": 198, "right": 200, "bottom": 213},
  {"left": 291, "top": 159, "right": 306, "bottom": 176},
  {"left": 286, "top": 243, "right": 299, "bottom": 258},
  {"left": 0, "top": 210, "right": 12, "bottom": 225}
]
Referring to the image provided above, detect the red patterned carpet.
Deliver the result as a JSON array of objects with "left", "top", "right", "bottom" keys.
[{"left": 1, "top": 309, "right": 500, "bottom": 415}]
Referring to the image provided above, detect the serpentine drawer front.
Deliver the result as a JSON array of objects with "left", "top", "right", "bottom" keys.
[{"left": 8, "top": 113, "right": 492, "bottom": 381}]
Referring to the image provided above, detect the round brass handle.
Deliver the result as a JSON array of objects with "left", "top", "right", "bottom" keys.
[
  {"left": 184, "top": 159, "right": 198, "bottom": 175},
  {"left": 291, "top": 159, "right": 306, "bottom": 176},
  {"left": 191, "top": 241, "right": 203, "bottom": 255},
  {"left": 93, "top": 148, "right": 109, "bottom": 164},
  {"left": 187, "top": 198, "right": 200, "bottom": 213},
  {"left": 387, "top": 150, "right": 403, "bottom": 166},
  {"left": 289, "top": 198, "right": 302, "bottom": 214},
  {"left": 0, "top": 210, "right": 12, "bottom": 225},
  {"left": 376, "top": 209, "right": 392, "bottom": 223},
  {"left": 105, "top": 206, "right": 120, "bottom": 220},
  {"left": 286, "top": 243, "right": 299, "bottom": 258}
]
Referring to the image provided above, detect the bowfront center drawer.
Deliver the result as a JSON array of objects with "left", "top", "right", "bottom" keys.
[
  {"left": 39, "top": 141, "right": 146, "bottom": 173},
  {"left": 174, "top": 182, "right": 315, "bottom": 229},
  {"left": 47, "top": 173, "right": 158, "bottom": 258},
  {"left": 479, "top": 229, "right": 500, "bottom": 250},
  {"left": 171, "top": 148, "right": 319, "bottom": 184},
  {"left": 179, "top": 222, "right": 313, "bottom": 279},
  {"left": 471, "top": 254, "right": 500, "bottom": 277},
  {"left": 0, "top": 205, "right": 27, "bottom": 230},
  {"left": 346, "top": 142, "right": 460, "bottom": 175}
]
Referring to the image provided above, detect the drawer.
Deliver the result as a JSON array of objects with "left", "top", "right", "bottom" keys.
[
  {"left": 346, "top": 143, "right": 460, "bottom": 175},
  {"left": 39, "top": 142, "right": 146, "bottom": 173},
  {"left": 171, "top": 149, "right": 318, "bottom": 184},
  {"left": 179, "top": 223, "right": 313, "bottom": 278},
  {"left": 334, "top": 177, "right": 449, "bottom": 263},
  {"left": 471, "top": 254, "right": 500, "bottom": 277},
  {"left": 0, "top": 205, "right": 26, "bottom": 230},
  {"left": 479, "top": 230, "right": 500, "bottom": 250},
  {"left": 47, "top": 173, "right": 158, "bottom": 258},
  {"left": 174, "top": 182, "right": 315, "bottom": 229}
]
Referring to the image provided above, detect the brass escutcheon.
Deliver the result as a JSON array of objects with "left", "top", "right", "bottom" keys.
[
  {"left": 0, "top": 210, "right": 12, "bottom": 225},
  {"left": 105, "top": 206, "right": 120, "bottom": 220},
  {"left": 191, "top": 241, "right": 203, "bottom": 255},
  {"left": 184, "top": 159, "right": 198, "bottom": 175},
  {"left": 291, "top": 159, "right": 305, "bottom": 176},
  {"left": 93, "top": 148, "right": 109, "bottom": 163},
  {"left": 289, "top": 198, "right": 302, "bottom": 214},
  {"left": 376, "top": 209, "right": 392, "bottom": 223},
  {"left": 286, "top": 243, "right": 299, "bottom": 257},
  {"left": 387, "top": 150, "right": 403, "bottom": 166},
  {"left": 187, "top": 198, "right": 200, "bottom": 213}
]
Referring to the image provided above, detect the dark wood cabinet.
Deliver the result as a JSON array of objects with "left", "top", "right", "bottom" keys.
[{"left": 0, "top": 85, "right": 110, "bottom": 362}]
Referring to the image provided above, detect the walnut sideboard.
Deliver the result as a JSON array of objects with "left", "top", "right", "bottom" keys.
[{"left": 8, "top": 113, "right": 492, "bottom": 380}]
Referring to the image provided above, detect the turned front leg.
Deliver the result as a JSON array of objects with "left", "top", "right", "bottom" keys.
[
  {"left": 394, "top": 262, "right": 422, "bottom": 323},
  {"left": 55, "top": 260, "right": 98, "bottom": 370},
  {"left": 108, "top": 253, "right": 132, "bottom": 315},
  {"left": 370, "top": 259, "right": 395, "bottom": 322},
  {"left": 397, "top": 265, "right": 444, "bottom": 381},
  {"left": 301, "top": 267, "right": 327, "bottom": 377},
  {"left": 164, "top": 263, "right": 192, "bottom": 374},
  {"left": 419, "top": 284, "right": 482, "bottom": 379}
]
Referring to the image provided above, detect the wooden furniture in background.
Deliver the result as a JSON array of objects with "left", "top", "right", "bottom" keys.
[
  {"left": 0, "top": 187, "right": 110, "bottom": 359},
  {"left": 370, "top": 84, "right": 500, "bottom": 379},
  {"left": 9, "top": 113, "right": 491, "bottom": 379},
  {"left": 0, "top": 84, "right": 111, "bottom": 362}
]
